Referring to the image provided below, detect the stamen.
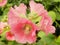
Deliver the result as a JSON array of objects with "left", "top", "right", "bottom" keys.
[
  {"left": 24, "top": 24, "right": 31, "bottom": 34},
  {"left": 0, "top": 0, "right": 2, "bottom": 2}
]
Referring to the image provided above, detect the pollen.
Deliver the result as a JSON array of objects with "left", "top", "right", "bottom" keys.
[
  {"left": 24, "top": 24, "right": 31, "bottom": 34},
  {"left": 0, "top": 0, "right": 2, "bottom": 2}
]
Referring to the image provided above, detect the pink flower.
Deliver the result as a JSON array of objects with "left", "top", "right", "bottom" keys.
[
  {"left": 29, "top": 1, "right": 55, "bottom": 34},
  {"left": 40, "top": 15, "right": 55, "bottom": 34},
  {"left": 8, "top": 4, "right": 38, "bottom": 43},
  {"left": 10, "top": 19, "right": 37, "bottom": 44},
  {"left": 0, "top": 22, "right": 7, "bottom": 34},
  {"left": 6, "top": 31, "right": 15, "bottom": 41},
  {"left": 0, "top": 0, "right": 7, "bottom": 7},
  {"left": 29, "top": 0, "right": 48, "bottom": 16}
]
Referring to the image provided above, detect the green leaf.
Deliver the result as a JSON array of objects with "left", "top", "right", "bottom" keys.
[
  {"left": 48, "top": 11, "right": 56, "bottom": 22},
  {"left": 35, "top": 0, "right": 42, "bottom": 2},
  {"left": 43, "top": 34, "right": 55, "bottom": 45},
  {"left": 38, "top": 31, "right": 46, "bottom": 38},
  {"left": 8, "top": 41, "right": 22, "bottom": 45},
  {"left": 53, "top": 0, "right": 60, "bottom": 2},
  {"left": 1, "top": 15, "right": 8, "bottom": 22},
  {"left": 37, "top": 32, "right": 55, "bottom": 45},
  {"left": 57, "top": 7, "right": 60, "bottom": 12},
  {"left": 3, "top": 8, "right": 10, "bottom": 15},
  {"left": 56, "top": 14, "right": 60, "bottom": 20},
  {"left": 36, "top": 40, "right": 45, "bottom": 45},
  {"left": 56, "top": 36, "right": 60, "bottom": 43},
  {"left": 0, "top": 42, "right": 6, "bottom": 45}
]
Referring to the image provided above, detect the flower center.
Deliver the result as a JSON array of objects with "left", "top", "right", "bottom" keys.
[
  {"left": 24, "top": 24, "right": 31, "bottom": 34},
  {"left": 0, "top": 0, "right": 2, "bottom": 2}
]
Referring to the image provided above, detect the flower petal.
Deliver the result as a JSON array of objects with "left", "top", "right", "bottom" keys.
[
  {"left": 11, "top": 19, "right": 27, "bottom": 43},
  {"left": 27, "top": 34, "right": 36, "bottom": 44},
  {"left": 8, "top": 7, "right": 20, "bottom": 27},
  {"left": 6, "top": 31, "right": 15, "bottom": 41},
  {"left": 14, "top": 3, "right": 27, "bottom": 15},
  {"left": 29, "top": 0, "right": 44, "bottom": 15},
  {"left": 45, "top": 26, "right": 55, "bottom": 35}
]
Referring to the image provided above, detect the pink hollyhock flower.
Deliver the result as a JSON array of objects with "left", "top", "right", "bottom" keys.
[
  {"left": 29, "top": 0, "right": 48, "bottom": 16},
  {"left": 0, "top": 0, "right": 7, "bottom": 7},
  {"left": 0, "top": 22, "right": 7, "bottom": 34},
  {"left": 10, "top": 19, "right": 37, "bottom": 44},
  {"left": 29, "top": 1, "right": 55, "bottom": 34},
  {"left": 6, "top": 31, "right": 15, "bottom": 41},
  {"left": 8, "top": 4, "right": 38, "bottom": 44},
  {"left": 40, "top": 15, "right": 55, "bottom": 34}
]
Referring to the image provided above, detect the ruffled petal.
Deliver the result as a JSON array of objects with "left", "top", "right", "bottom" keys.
[
  {"left": 40, "top": 15, "right": 52, "bottom": 29},
  {"left": 8, "top": 7, "right": 20, "bottom": 27},
  {"left": 29, "top": 0, "right": 45, "bottom": 15},
  {"left": 11, "top": 19, "right": 27, "bottom": 43},
  {"left": 45, "top": 26, "right": 55, "bottom": 35},
  {"left": 14, "top": 3, "right": 27, "bottom": 15},
  {"left": 27, "top": 33, "right": 36, "bottom": 44}
]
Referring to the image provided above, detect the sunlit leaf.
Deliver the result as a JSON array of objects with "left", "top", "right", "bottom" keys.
[
  {"left": 56, "top": 36, "right": 60, "bottom": 43},
  {"left": 38, "top": 31, "right": 46, "bottom": 38},
  {"left": 48, "top": 11, "right": 56, "bottom": 22},
  {"left": 53, "top": 0, "right": 60, "bottom": 2}
]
